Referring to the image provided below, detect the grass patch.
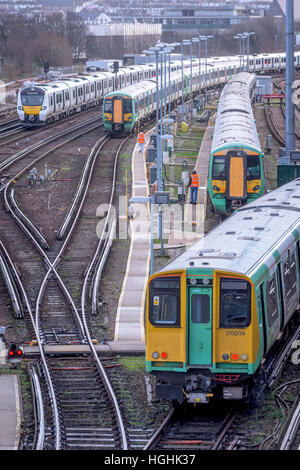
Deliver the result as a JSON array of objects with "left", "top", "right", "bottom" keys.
[{"left": 118, "top": 356, "right": 145, "bottom": 371}]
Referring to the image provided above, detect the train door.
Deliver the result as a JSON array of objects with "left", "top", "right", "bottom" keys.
[
  {"left": 188, "top": 286, "right": 212, "bottom": 366},
  {"left": 113, "top": 97, "right": 123, "bottom": 124},
  {"left": 226, "top": 151, "right": 247, "bottom": 200}
]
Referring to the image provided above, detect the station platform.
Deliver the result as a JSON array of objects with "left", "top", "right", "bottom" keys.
[
  {"left": 114, "top": 133, "right": 152, "bottom": 346},
  {"left": 0, "top": 374, "right": 21, "bottom": 450},
  {"left": 168, "top": 122, "right": 215, "bottom": 247}
]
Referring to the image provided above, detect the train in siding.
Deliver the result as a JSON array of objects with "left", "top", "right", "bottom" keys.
[
  {"left": 17, "top": 61, "right": 185, "bottom": 128},
  {"left": 146, "top": 179, "right": 300, "bottom": 404},
  {"left": 208, "top": 73, "right": 265, "bottom": 215},
  {"left": 103, "top": 51, "right": 300, "bottom": 135},
  {"left": 103, "top": 56, "right": 238, "bottom": 134}
]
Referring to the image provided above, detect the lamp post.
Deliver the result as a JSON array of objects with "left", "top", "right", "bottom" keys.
[
  {"left": 192, "top": 37, "right": 204, "bottom": 110},
  {"left": 285, "top": 0, "right": 295, "bottom": 159},
  {"left": 169, "top": 43, "right": 180, "bottom": 117},
  {"left": 183, "top": 39, "right": 193, "bottom": 121},
  {"left": 235, "top": 34, "right": 244, "bottom": 71},
  {"left": 241, "top": 34, "right": 247, "bottom": 71},
  {"left": 243, "top": 32, "right": 255, "bottom": 72},
  {"left": 201, "top": 35, "right": 213, "bottom": 103}
]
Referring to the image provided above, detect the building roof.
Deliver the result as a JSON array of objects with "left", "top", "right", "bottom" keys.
[{"left": 268, "top": 0, "right": 300, "bottom": 21}]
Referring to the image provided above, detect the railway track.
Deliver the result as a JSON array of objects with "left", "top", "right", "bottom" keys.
[
  {"left": 0, "top": 116, "right": 132, "bottom": 448},
  {"left": 264, "top": 105, "right": 286, "bottom": 146},
  {"left": 144, "top": 404, "right": 239, "bottom": 450}
]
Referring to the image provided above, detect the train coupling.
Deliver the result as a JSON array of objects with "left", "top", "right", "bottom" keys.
[{"left": 186, "top": 392, "right": 214, "bottom": 404}]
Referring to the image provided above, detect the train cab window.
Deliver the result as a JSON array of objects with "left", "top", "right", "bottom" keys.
[
  {"left": 212, "top": 156, "right": 226, "bottom": 180},
  {"left": 21, "top": 90, "right": 44, "bottom": 106},
  {"left": 149, "top": 277, "right": 180, "bottom": 326},
  {"left": 124, "top": 99, "right": 132, "bottom": 113},
  {"left": 247, "top": 156, "right": 260, "bottom": 179},
  {"left": 191, "top": 295, "right": 210, "bottom": 324},
  {"left": 104, "top": 100, "right": 112, "bottom": 112},
  {"left": 220, "top": 278, "right": 251, "bottom": 328}
]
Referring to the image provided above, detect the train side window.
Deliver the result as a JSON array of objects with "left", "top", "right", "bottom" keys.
[
  {"left": 191, "top": 295, "right": 210, "bottom": 324},
  {"left": 149, "top": 277, "right": 180, "bottom": 327},
  {"left": 212, "top": 156, "right": 226, "bottom": 180},
  {"left": 220, "top": 278, "right": 251, "bottom": 328},
  {"left": 283, "top": 250, "right": 297, "bottom": 303},
  {"left": 266, "top": 276, "right": 279, "bottom": 327}
]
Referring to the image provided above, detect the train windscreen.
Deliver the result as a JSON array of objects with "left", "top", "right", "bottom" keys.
[{"left": 21, "top": 90, "right": 44, "bottom": 106}]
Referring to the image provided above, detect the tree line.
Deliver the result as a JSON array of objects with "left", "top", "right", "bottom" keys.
[{"left": 0, "top": 12, "right": 86, "bottom": 79}]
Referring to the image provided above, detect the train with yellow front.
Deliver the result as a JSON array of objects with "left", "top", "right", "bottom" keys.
[{"left": 146, "top": 179, "right": 300, "bottom": 404}]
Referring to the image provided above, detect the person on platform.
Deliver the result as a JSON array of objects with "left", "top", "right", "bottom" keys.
[
  {"left": 188, "top": 170, "right": 199, "bottom": 204},
  {"left": 137, "top": 132, "right": 145, "bottom": 153}
]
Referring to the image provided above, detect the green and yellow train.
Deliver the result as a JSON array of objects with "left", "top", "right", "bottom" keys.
[
  {"left": 208, "top": 73, "right": 265, "bottom": 215},
  {"left": 146, "top": 178, "right": 300, "bottom": 404}
]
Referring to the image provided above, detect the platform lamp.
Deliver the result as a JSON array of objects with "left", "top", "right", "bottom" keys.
[
  {"left": 243, "top": 32, "right": 255, "bottom": 72},
  {"left": 144, "top": 45, "right": 167, "bottom": 255},
  {"left": 241, "top": 34, "right": 247, "bottom": 71},
  {"left": 192, "top": 37, "right": 205, "bottom": 110},
  {"left": 182, "top": 39, "right": 193, "bottom": 122},
  {"left": 166, "top": 44, "right": 178, "bottom": 117},
  {"left": 201, "top": 35, "right": 213, "bottom": 104}
]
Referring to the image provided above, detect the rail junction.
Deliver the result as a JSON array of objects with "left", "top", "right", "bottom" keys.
[{"left": 0, "top": 59, "right": 299, "bottom": 452}]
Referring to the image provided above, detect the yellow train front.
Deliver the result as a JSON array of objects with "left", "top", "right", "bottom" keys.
[
  {"left": 146, "top": 268, "right": 259, "bottom": 404},
  {"left": 146, "top": 178, "right": 300, "bottom": 404}
]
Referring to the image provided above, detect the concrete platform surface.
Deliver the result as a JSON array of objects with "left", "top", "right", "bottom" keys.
[{"left": 0, "top": 375, "right": 21, "bottom": 450}]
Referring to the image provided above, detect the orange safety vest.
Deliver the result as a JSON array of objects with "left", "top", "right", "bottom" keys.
[
  {"left": 137, "top": 133, "right": 145, "bottom": 144},
  {"left": 190, "top": 173, "right": 199, "bottom": 187}
]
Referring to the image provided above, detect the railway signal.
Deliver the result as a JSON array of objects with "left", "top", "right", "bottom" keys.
[{"left": 7, "top": 343, "right": 23, "bottom": 359}]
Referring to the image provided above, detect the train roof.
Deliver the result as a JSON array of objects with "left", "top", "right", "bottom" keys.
[
  {"left": 159, "top": 179, "right": 300, "bottom": 281},
  {"left": 104, "top": 80, "right": 156, "bottom": 98},
  {"left": 211, "top": 72, "right": 261, "bottom": 153}
]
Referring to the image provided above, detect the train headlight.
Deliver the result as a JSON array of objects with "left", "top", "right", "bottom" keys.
[
  {"left": 213, "top": 185, "right": 220, "bottom": 192},
  {"left": 18, "top": 106, "right": 23, "bottom": 111},
  {"left": 152, "top": 352, "right": 159, "bottom": 359},
  {"left": 252, "top": 185, "right": 260, "bottom": 191},
  {"left": 222, "top": 353, "right": 230, "bottom": 361},
  {"left": 189, "top": 278, "right": 197, "bottom": 285},
  {"left": 42, "top": 106, "right": 47, "bottom": 110},
  {"left": 241, "top": 353, "right": 248, "bottom": 361},
  {"left": 161, "top": 351, "right": 168, "bottom": 360},
  {"left": 231, "top": 353, "right": 239, "bottom": 361}
]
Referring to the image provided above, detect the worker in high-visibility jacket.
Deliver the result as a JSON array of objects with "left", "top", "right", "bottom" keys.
[
  {"left": 137, "top": 132, "right": 145, "bottom": 153},
  {"left": 188, "top": 170, "right": 199, "bottom": 204}
]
